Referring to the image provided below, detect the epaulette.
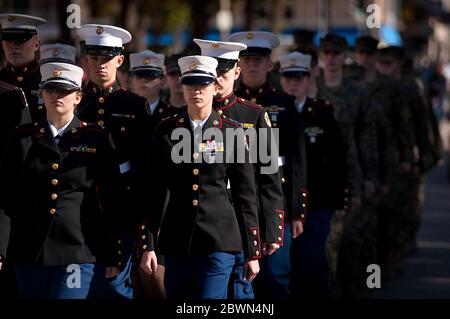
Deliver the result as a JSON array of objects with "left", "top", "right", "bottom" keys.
[
  {"left": 318, "top": 98, "right": 332, "bottom": 107},
  {"left": 237, "top": 97, "right": 263, "bottom": 110},
  {"left": 161, "top": 114, "right": 177, "bottom": 122},
  {"left": 309, "top": 98, "right": 335, "bottom": 116},
  {"left": 270, "top": 87, "right": 291, "bottom": 96},
  {"left": 15, "top": 122, "right": 36, "bottom": 132},
  {"left": 80, "top": 121, "right": 105, "bottom": 132},
  {"left": 221, "top": 117, "right": 241, "bottom": 128}
]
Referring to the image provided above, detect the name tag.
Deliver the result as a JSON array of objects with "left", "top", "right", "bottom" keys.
[
  {"left": 305, "top": 127, "right": 324, "bottom": 144},
  {"left": 119, "top": 161, "right": 132, "bottom": 174},
  {"left": 268, "top": 105, "right": 285, "bottom": 112},
  {"left": 242, "top": 123, "right": 254, "bottom": 128},
  {"left": 70, "top": 146, "right": 96, "bottom": 153}
]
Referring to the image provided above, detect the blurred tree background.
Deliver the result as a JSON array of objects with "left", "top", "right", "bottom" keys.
[{"left": 1, "top": 0, "right": 450, "bottom": 64}]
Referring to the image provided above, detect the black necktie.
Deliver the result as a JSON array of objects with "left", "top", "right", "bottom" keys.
[{"left": 54, "top": 134, "right": 61, "bottom": 144}]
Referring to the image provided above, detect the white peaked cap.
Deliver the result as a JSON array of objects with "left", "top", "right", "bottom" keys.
[
  {"left": 40, "top": 62, "right": 84, "bottom": 90},
  {"left": 129, "top": 50, "right": 165, "bottom": 71},
  {"left": 178, "top": 55, "right": 218, "bottom": 85},
  {"left": 280, "top": 51, "right": 312, "bottom": 73},
  {"left": 193, "top": 38, "right": 247, "bottom": 60},
  {"left": 40, "top": 43, "right": 77, "bottom": 64},
  {"left": 0, "top": 13, "right": 46, "bottom": 31},
  {"left": 228, "top": 31, "right": 280, "bottom": 50},
  {"left": 78, "top": 24, "right": 131, "bottom": 48}
]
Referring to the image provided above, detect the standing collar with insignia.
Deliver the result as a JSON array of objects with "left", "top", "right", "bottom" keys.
[
  {"left": 34, "top": 117, "right": 82, "bottom": 140},
  {"left": 86, "top": 81, "right": 121, "bottom": 97},
  {"left": 237, "top": 81, "right": 270, "bottom": 100},
  {"left": 6, "top": 59, "right": 40, "bottom": 76},
  {"left": 176, "top": 109, "right": 222, "bottom": 130},
  {"left": 213, "top": 93, "right": 237, "bottom": 109}
]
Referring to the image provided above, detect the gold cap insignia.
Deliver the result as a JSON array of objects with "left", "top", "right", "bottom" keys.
[
  {"left": 211, "top": 43, "right": 220, "bottom": 49},
  {"left": 8, "top": 15, "right": 15, "bottom": 22},
  {"left": 290, "top": 58, "right": 297, "bottom": 66},
  {"left": 52, "top": 48, "right": 60, "bottom": 57},
  {"left": 96, "top": 26, "right": 104, "bottom": 35},
  {"left": 143, "top": 57, "right": 151, "bottom": 65},
  {"left": 53, "top": 68, "right": 62, "bottom": 77},
  {"left": 247, "top": 32, "right": 253, "bottom": 40},
  {"left": 189, "top": 61, "right": 198, "bottom": 70}
]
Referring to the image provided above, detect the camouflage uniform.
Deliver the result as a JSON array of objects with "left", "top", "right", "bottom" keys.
[
  {"left": 317, "top": 73, "right": 378, "bottom": 298},
  {"left": 396, "top": 75, "right": 442, "bottom": 259},
  {"left": 317, "top": 34, "right": 378, "bottom": 296},
  {"left": 361, "top": 73, "right": 402, "bottom": 286}
]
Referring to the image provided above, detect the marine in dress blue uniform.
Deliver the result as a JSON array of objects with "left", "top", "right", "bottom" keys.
[
  {"left": 230, "top": 31, "right": 307, "bottom": 299},
  {"left": 128, "top": 49, "right": 169, "bottom": 299},
  {"left": 195, "top": 38, "right": 285, "bottom": 299},
  {"left": 76, "top": 24, "right": 149, "bottom": 299},
  {"left": 0, "top": 15, "right": 42, "bottom": 296},
  {"left": 0, "top": 62, "right": 122, "bottom": 299},
  {"left": 138, "top": 56, "right": 261, "bottom": 299}
]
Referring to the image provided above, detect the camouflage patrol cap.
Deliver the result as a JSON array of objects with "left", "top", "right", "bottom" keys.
[
  {"left": 377, "top": 45, "right": 404, "bottom": 63},
  {"left": 355, "top": 35, "right": 379, "bottom": 54},
  {"left": 293, "top": 29, "right": 315, "bottom": 49},
  {"left": 319, "top": 33, "right": 348, "bottom": 53}
]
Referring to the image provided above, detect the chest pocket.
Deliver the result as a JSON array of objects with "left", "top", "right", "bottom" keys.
[{"left": 56, "top": 145, "right": 98, "bottom": 187}]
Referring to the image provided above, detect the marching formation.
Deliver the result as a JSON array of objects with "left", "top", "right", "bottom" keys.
[{"left": 0, "top": 13, "right": 443, "bottom": 300}]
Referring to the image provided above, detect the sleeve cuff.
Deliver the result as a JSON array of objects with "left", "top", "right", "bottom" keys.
[
  {"left": 138, "top": 222, "right": 155, "bottom": 255},
  {"left": 105, "top": 237, "right": 124, "bottom": 268},
  {"left": 247, "top": 227, "right": 262, "bottom": 259},
  {"left": 293, "top": 188, "right": 308, "bottom": 223}
]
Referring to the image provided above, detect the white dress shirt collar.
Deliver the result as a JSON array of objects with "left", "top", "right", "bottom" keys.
[
  {"left": 296, "top": 96, "right": 307, "bottom": 113},
  {"left": 47, "top": 115, "right": 74, "bottom": 138}
]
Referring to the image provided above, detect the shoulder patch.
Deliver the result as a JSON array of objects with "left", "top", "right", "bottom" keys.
[{"left": 264, "top": 112, "right": 272, "bottom": 127}]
